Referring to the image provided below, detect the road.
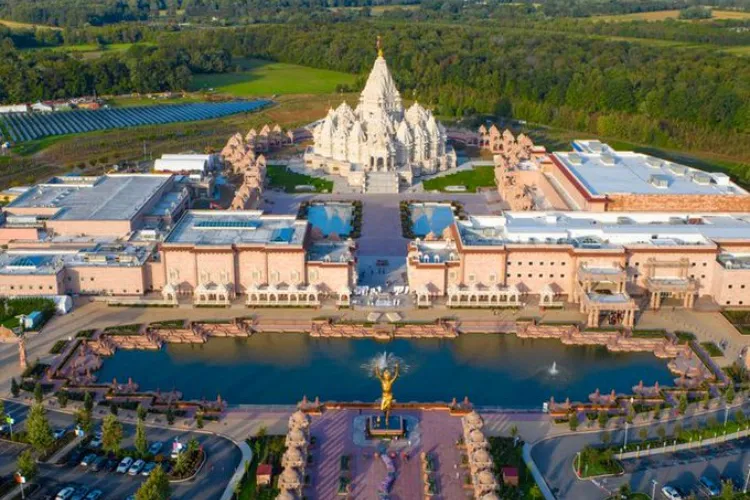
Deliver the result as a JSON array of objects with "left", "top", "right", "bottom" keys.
[
  {"left": 0, "top": 401, "right": 241, "bottom": 499},
  {"left": 532, "top": 402, "right": 750, "bottom": 499}
]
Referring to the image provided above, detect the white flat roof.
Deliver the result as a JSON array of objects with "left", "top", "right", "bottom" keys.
[
  {"left": 457, "top": 211, "right": 750, "bottom": 249},
  {"left": 7, "top": 174, "right": 172, "bottom": 221},
  {"left": 164, "top": 210, "right": 307, "bottom": 246},
  {"left": 555, "top": 146, "right": 746, "bottom": 197}
]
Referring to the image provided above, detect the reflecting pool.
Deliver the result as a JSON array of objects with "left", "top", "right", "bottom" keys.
[
  {"left": 307, "top": 203, "right": 353, "bottom": 237},
  {"left": 410, "top": 203, "right": 455, "bottom": 237},
  {"left": 98, "top": 334, "right": 674, "bottom": 408}
]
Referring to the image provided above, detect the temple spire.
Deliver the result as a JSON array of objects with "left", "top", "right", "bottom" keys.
[{"left": 377, "top": 35, "right": 383, "bottom": 58}]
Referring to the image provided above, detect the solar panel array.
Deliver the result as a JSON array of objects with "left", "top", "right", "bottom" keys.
[
  {"left": 1, "top": 100, "right": 271, "bottom": 142},
  {"left": 195, "top": 220, "right": 262, "bottom": 229}
]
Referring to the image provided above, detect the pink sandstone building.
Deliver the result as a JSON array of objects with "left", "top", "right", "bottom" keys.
[
  {"left": 0, "top": 174, "right": 356, "bottom": 306},
  {"left": 408, "top": 211, "right": 750, "bottom": 327}
]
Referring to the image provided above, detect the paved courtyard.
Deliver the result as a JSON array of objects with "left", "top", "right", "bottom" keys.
[{"left": 306, "top": 409, "right": 467, "bottom": 499}]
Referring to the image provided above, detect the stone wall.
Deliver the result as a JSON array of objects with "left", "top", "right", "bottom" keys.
[{"left": 607, "top": 193, "right": 750, "bottom": 212}]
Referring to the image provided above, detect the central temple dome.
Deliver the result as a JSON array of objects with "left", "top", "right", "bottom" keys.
[{"left": 304, "top": 38, "right": 456, "bottom": 192}]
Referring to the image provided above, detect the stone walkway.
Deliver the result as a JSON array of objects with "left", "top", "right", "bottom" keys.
[
  {"left": 637, "top": 309, "right": 748, "bottom": 367},
  {"left": 306, "top": 409, "right": 468, "bottom": 499}
]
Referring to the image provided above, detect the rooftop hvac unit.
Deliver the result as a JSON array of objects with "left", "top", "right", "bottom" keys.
[
  {"left": 667, "top": 163, "right": 688, "bottom": 176},
  {"left": 645, "top": 156, "right": 663, "bottom": 168},
  {"left": 711, "top": 172, "right": 731, "bottom": 186},
  {"left": 567, "top": 153, "right": 583, "bottom": 165},
  {"left": 587, "top": 141, "right": 605, "bottom": 153},
  {"left": 600, "top": 153, "right": 617, "bottom": 166},
  {"left": 648, "top": 174, "right": 671, "bottom": 189},
  {"left": 692, "top": 172, "right": 712, "bottom": 185}
]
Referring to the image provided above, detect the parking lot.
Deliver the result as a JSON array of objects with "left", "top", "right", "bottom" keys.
[
  {"left": 0, "top": 402, "right": 241, "bottom": 499},
  {"left": 602, "top": 437, "right": 750, "bottom": 498}
]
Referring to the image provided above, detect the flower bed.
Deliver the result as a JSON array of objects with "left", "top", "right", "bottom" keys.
[{"left": 701, "top": 341, "right": 724, "bottom": 357}]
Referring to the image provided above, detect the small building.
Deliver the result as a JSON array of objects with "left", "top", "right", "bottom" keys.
[
  {"left": 501, "top": 466, "right": 519, "bottom": 487},
  {"left": 0, "top": 104, "right": 29, "bottom": 114},
  {"left": 256, "top": 463, "right": 273, "bottom": 487},
  {"left": 31, "top": 102, "right": 55, "bottom": 113},
  {"left": 20, "top": 311, "right": 42, "bottom": 330}
]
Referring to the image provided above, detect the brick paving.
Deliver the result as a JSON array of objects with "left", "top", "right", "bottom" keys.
[{"left": 306, "top": 409, "right": 469, "bottom": 499}]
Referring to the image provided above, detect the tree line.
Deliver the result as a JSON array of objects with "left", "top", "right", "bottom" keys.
[{"left": 0, "top": 35, "right": 230, "bottom": 103}]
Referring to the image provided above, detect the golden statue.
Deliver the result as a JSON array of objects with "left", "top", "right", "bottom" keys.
[{"left": 374, "top": 362, "right": 399, "bottom": 421}]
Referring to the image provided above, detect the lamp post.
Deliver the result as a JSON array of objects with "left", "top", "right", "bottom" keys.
[
  {"left": 725, "top": 404, "right": 730, "bottom": 427},
  {"left": 651, "top": 479, "right": 658, "bottom": 500},
  {"left": 576, "top": 451, "right": 581, "bottom": 478},
  {"left": 744, "top": 464, "right": 750, "bottom": 494},
  {"left": 624, "top": 421, "right": 629, "bottom": 449}
]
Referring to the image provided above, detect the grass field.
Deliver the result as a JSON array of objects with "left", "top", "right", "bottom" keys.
[
  {"left": 23, "top": 42, "right": 155, "bottom": 60},
  {"left": 422, "top": 166, "right": 496, "bottom": 192},
  {"left": 593, "top": 9, "right": 750, "bottom": 22},
  {"left": 328, "top": 4, "right": 420, "bottom": 15},
  {"left": 190, "top": 58, "right": 357, "bottom": 97},
  {"left": 266, "top": 165, "right": 333, "bottom": 193},
  {"left": 0, "top": 18, "right": 61, "bottom": 30}
]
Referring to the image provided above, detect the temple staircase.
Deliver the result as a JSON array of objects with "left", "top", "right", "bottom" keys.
[{"left": 365, "top": 171, "right": 399, "bottom": 193}]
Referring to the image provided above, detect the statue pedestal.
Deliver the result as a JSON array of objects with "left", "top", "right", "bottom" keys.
[{"left": 367, "top": 415, "right": 405, "bottom": 439}]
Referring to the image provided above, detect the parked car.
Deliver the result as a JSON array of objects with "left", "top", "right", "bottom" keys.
[
  {"left": 70, "top": 486, "right": 89, "bottom": 500},
  {"left": 141, "top": 462, "right": 157, "bottom": 476},
  {"left": 67, "top": 449, "right": 85, "bottom": 466},
  {"left": 90, "top": 456, "right": 107, "bottom": 472},
  {"left": 55, "top": 487, "right": 76, "bottom": 500},
  {"left": 148, "top": 441, "right": 163, "bottom": 455},
  {"left": 129, "top": 459, "right": 146, "bottom": 476},
  {"left": 661, "top": 485, "right": 684, "bottom": 500},
  {"left": 88, "top": 436, "right": 102, "bottom": 449},
  {"left": 80, "top": 454, "right": 97, "bottom": 467},
  {"left": 53, "top": 428, "right": 68, "bottom": 440},
  {"left": 700, "top": 476, "right": 721, "bottom": 497},
  {"left": 117, "top": 457, "right": 134, "bottom": 473},
  {"left": 84, "top": 490, "right": 103, "bottom": 500},
  {"left": 104, "top": 458, "right": 119, "bottom": 472}
]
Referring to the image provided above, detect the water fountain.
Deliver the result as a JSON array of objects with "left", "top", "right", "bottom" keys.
[{"left": 549, "top": 361, "right": 559, "bottom": 376}]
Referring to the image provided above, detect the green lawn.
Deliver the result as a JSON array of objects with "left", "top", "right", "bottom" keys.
[
  {"left": 422, "top": 166, "right": 495, "bottom": 192},
  {"left": 577, "top": 445, "right": 623, "bottom": 478},
  {"left": 701, "top": 341, "right": 724, "bottom": 357},
  {"left": 266, "top": 165, "right": 333, "bottom": 193},
  {"left": 190, "top": 58, "right": 357, "bottom": 97},
  {"left": 236, "top": 434, "right": 286, "bottom": 500}
]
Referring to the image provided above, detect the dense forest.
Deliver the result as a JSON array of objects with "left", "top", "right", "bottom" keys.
[
  {"left": 0, "top": 0, "right": 749, "bottom": 27},
  {"left": 0, "top": 37, "right": 230, "bottom": 101},
  {"left": 1, "top": 20, "right": 748, "bottom": 160},
  {"left": 221, "top": 23, "right": 750, "bottom": 162}
]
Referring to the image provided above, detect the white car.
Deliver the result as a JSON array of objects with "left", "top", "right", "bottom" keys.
[
  {"left": 55, "top": 487, "right": 75, "bottom": 500},
  {"left": 128, "top": 459, "right": 146, "bottom": 476},
  {"left": 661, "top": 485, "right": 684, "bottom": 500},
  {"left": 116, "top": 457, "right": 133, "bottom": 473}
]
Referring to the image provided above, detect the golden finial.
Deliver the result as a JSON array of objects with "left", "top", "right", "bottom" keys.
[{"left": 377, "top": 35, "right": 383, "bottom": 57}]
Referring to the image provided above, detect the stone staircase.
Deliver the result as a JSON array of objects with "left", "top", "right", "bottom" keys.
[{"left": 365, "top": 171, "right": 399, "bottom": 193}]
